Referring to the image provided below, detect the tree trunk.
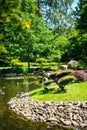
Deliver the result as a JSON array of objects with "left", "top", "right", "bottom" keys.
[{"left": 27, "top": 46, "right": 30, "bottom": 69}]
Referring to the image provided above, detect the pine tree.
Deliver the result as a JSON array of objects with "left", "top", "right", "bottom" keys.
[{"left": 76, "top": 0, "right": 87, "bottom": 32}]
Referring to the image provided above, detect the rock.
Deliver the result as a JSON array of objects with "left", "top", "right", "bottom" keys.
[
  {"left": 82, "top": 102, "right": 87, "bottom": 108},
  {"left": 69, "top": 112, "right": 72, "bottom": 121},
  {"left": 73, "top": 114, "right": 77, "bottom": 120},
  {"left": 3, "top": 73, "right": 16, "bottom": 77},
  {"left": 84, "top": 112, "right": 87, "bottom": 117},
  {"left": 63, "top": 120, "right": 71, "bottom": 125},
  {"left": 80, "top": 122, "right": 87, "bottom": 127},
  {"left": 60, "top": 118, "right": 65, "bottom": 123},
  {"left": 59, "top": 65, "right": 68, "bottom": 70},
  {"left": 67, "top": 60, "right": 78, "bottom": 68},
  {"left": 75, "top": 101, "right": 81, "bottom": 107},
  {"left": 47, "top": 117, "right": 58, "bottom": 122},
  {"left": 8, "top": 93, "right": 87, "bottom": 128},
  {"left": 72, "top": 121, "right": 79, "bottom": 126}
]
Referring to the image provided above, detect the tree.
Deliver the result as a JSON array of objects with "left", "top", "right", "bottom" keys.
[
  {"left": 44, "top": 70, "right": 74, "bottom": 92},
  {"left": 37, "top": 0, "right": 75, "bottom": 36},
  {"left": 76, "top": 0, "right": 87, "bottom": 32},
  {"left": 73, "top": 0, "right": 87, "bottom": 63},
  {"left": 0, "top": 0, "right": 21, "bottom": 66},
  {"left": 0, "top": 0, "right": 43, "bottom": 67},
  {"left": 0, "top": 0, "right": 78, "bottom": 67}
]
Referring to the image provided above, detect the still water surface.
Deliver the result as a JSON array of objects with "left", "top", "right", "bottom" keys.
[{"left": 0, "top": 77, "right": 84, "bottom": 130}]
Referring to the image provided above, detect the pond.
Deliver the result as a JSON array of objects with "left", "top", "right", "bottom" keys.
[{"left": 0, "top": 76, "right": 85, "bottom": 130}]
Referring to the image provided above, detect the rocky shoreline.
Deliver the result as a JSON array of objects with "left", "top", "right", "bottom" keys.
[{"left": 8, "top": 93, "right": 87, "bottom": 128}]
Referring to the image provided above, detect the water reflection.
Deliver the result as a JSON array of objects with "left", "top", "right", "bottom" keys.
[{"left": 0, "top": 77, "right": 41, "bottom": 130}]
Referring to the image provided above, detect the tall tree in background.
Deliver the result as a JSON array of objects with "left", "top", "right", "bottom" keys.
[
  {"left": 0, "top": 0, "right": 38, "bottom": 67},
  {"left": 37, "top": 0, "right": 75, "bottom": 35},
  {"left": 76, "top": 0, "right": 87, "bottom": 62},
  {"left": 76, "top": 0, "right": 87, "bottom": 32},
  {"left": 0, "top": 0, "right": 21, "bottom": 65},
  {"left": 66, "top": 0, "right": 87, "bottom": 63}
]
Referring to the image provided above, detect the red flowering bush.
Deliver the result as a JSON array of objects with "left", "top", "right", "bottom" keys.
[{"left": 71, "top": 70, "right": 87, "bottom": 81}]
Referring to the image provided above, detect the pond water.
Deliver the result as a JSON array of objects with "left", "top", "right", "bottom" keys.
[{"left": 0, "top": 77, "right": 85, "bottom": 130}]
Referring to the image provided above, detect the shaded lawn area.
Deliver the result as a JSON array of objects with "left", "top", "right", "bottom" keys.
[{"left": 29, "top": 81, "right": 87, "bottom": 102}]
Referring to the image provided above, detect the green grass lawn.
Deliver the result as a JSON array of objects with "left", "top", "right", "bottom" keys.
[
  {"left": 29, "top": 81, "right": 87, "bottom": 102},
  {"left": 12, "top": 61, "right": 61, "bottom": 67}
]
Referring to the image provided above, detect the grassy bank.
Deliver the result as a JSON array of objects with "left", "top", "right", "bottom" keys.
[
  {"left": 10, "top": 61, "right": 60, "bottom": 67},
  {"left": 29, "top": 81, "right": 87, "bottom": 102}
]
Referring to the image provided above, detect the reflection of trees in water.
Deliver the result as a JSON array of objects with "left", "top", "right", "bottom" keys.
[{"left": 0, "top": 76, "right": 41, "bottom": 105}]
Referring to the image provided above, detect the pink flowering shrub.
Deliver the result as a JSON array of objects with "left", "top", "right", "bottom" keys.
[{"left": 71, "top": 70, "right": 87, "bottom": 81}]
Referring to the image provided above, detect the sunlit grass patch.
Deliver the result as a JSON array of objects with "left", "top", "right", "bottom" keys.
[{"left": 29, "top": 81, "right": 87, "bottom": 102}]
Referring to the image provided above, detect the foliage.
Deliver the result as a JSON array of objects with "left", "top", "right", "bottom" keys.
[
  {"left": 0, "top": 67, "right": 23, "bottom": 75},
  {"left": 0, "top": 67, "right": 37, "bottom": 75},
  {"left": 78, "top": 60, "right": 87, "bottom": 70},
  {"left": 37, "top": 0, "right": 75, "bottom": 35},
  {"left": 11, "top": 59, "right": 22, "bottom": 67},
  {"left": 29, "top": 81, "right": 87, "bottom": 102},
  {"left": 76, "top": 0, "right": 87, "bottom": 32},
  {"left": 64, "top": 29, "right": 87, "bottom": 63},
  {"left": 11, "top": 66, "right": 23, "bottom": 74},
  {"left": 0, "top": 0, "right": 87, "bottom": 68},
  {"left": 0, "top": 45, "right": 6, "bottom": 53},
  {"left": 72, "top": 0, "right": 87, "bottom": 63},
  {"left": 71, "top": 70, "right": 87, "bottom": 82},
  {"left": 36, "top": 58, "right": 47, "bottom": 63},
  {"left": 50, "top": 70, "right": 72, "bottom": 79},
  {"left": 77, "top": 33, "right": 87, "bottom": 63},
  {"left": 0, "top": 0, "right": 73, "bottom": 67},
  {"left": 58, "top": 75, "right": 75, "bottom": 92},
  {"left": 44, "top": 70, "right": 74, "bottom": 92},
  {"left": 0, "top": 0, "right": 45, "bottom": 67},
  {"left": 44, "top": 80, "right": 53, "bottom": 86}
]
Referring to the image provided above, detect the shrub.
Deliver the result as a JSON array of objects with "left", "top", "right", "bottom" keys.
[
  {"left": 50, "top": 70, "right": 72, "bottom": 79},
  {"left": 42, "top": 66, "right": 51, "bottom": 71},
  {"left": 58, "top": 75, "right": 75, "bottom": 91},
  {"left": 71, "top": 70, "right": 87, "bottom": 81},
  {"left": 78, "top": 60, "right": 87, "bottom": 70},
  {"left": 11, "top": 66, "right": 23, "bottom": 74},
  {"left": 44, "top": 70, "right": 74, "bottom": 92},
  {"left": 0, "top": 68, "right": 11, "bottom": 74},
  {"left": 36, "top": 58, "right": 47, "bottom": 63},
  {"left": 44, "top": 80, "right": 53, "bottom": 86},
  {"left": 11, "top": 59, "right": 22, "bottom": 67}
]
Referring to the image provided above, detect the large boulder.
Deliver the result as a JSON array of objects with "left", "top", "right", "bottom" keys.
[
  {"left": 67, "top": 60, "right": 78, "bottom": 69},
  {"left": 59, "top": 65, "right": 68, "bottom": 70}
]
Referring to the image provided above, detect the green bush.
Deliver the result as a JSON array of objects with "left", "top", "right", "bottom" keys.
[
  {"left": 0, "top": 68, "right": 11, "bottom": 74},
  {"left": 42, "top": 66, "right": 51, "bottom": 71},
  {"left": 58, "top": 75, "right": 75, "bottom": 91},
  {"left": 50, "top": 70, "right": 72, "bottom": 79},
  {"left": 11, "top": 66, "right": 23, "bottom": 74},
  {"left": 36, "top": 58, "right": 47, "bottom": 63},
  {"left": 44, "top": 80, "right": 53, "bottom": 86},
  {"left": 11, "top": 59, "right": 22, "bottom": 67},
  {"left": 0, "top": 67, "right": 23, "bottom": 75},
  {"left": 77, "top": 60, "right": 87, "bottom": 70},
  {"left": 43, "top": 70, "right": 74, "bottom": 92},
  {"left": 0, "top": 59, "right": 10, "bottom": 67}
]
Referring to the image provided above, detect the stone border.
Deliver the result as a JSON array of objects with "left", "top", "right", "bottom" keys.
[{"left": 8, "top": 93, "right": 87, "bottom": 128}]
